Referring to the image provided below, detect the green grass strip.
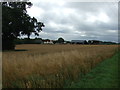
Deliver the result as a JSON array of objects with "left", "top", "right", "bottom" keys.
[{"left": 67, "top": 52, "right": 119, "bottom": 88}]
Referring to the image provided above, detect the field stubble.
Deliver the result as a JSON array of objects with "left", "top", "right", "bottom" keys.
[{"left": 2, "top": 44, "right": 118, "bottom": 88}]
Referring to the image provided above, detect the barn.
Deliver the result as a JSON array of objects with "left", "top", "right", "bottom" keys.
[{"left": 43, "top": 39, "right": 53, "bottom": 44}]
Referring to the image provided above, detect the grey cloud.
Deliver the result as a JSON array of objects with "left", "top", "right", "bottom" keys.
[{"left": 27, "top": 1, "right": 118, "bottom": 42}]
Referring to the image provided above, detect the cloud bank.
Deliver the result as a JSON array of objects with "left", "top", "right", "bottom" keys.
[{"left": 26, "top": 0, "right": 118, "bottom": 42}]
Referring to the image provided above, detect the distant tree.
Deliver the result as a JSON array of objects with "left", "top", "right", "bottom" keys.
[
  {"left": 35, "top": 37, "right": 42, "bottom": 40},
  {"left": 88, "top": 40, "right": 92, "bottom": 44},
  {"left": 84, "top": 40, "right": 88, "bottom": 44},
  {"left": 58, "top": 37, "right": 64, "bottom": 44},
  {"left": 53, "top": 40, "right": 57, "bottom": 44},
  {"left": 2, "top": 2, "right": 45, "bottom": 50}
]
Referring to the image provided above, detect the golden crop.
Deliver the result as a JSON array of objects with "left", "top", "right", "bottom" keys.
[{"left": 2, "top": 44, "right": 118, "bottom": 88}]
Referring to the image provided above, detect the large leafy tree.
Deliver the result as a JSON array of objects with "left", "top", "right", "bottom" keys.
[{"left": 2, "top": 2, "right": 45, "bottom": 50}]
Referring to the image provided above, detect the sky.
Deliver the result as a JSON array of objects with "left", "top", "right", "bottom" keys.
[{"left": 25, "top": 0, "right": 118, "bottom": 42}]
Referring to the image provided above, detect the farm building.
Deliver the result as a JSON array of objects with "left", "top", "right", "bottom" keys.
[{"left": 43, "top": 39, "right": 53, "bottom": 44}]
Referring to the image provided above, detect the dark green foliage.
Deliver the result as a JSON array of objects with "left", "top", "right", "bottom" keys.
[
  {"left": 57, "top": 37, "right": 64, "bottom": 44},
  {"left": 84, "top": 40, "right": 88, "bottom": 44},
  {"left": 14, "top": 38, "right": 43, "bottom": 44},
  {"left": 2, "top": 2, "right": 45, "bottom": 50}
]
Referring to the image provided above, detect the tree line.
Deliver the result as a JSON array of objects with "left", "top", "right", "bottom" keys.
[
  {"left": 14, "top": 38, "right": 117, "bottom": 45},
  {"left": 14, "top": 37, "right": 65, "bottom": 44}
]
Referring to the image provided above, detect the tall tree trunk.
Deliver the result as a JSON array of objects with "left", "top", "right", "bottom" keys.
[{"left": 2, "top": 36, "right": 15, "bottom": 50}]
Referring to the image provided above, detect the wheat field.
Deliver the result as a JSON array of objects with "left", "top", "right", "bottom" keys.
[{"left": 2, "top": 44, "right": 118, "bottom": 88}]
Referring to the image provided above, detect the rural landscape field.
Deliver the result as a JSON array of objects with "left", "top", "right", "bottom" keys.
[
  {"left": 2, "top": 1, "right": 119, "bottom": 88},
  {"left": 3, "top": 44, "right": 118, "bottom": 88}
]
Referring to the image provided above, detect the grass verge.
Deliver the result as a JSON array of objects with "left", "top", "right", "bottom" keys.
[{"left": 66, "top": 51, "right": 119, "bottom": 88}]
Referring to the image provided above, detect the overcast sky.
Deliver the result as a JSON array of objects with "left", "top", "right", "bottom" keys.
[{"left": 25, "top": 0, "right": 118, "bottom": 42}]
